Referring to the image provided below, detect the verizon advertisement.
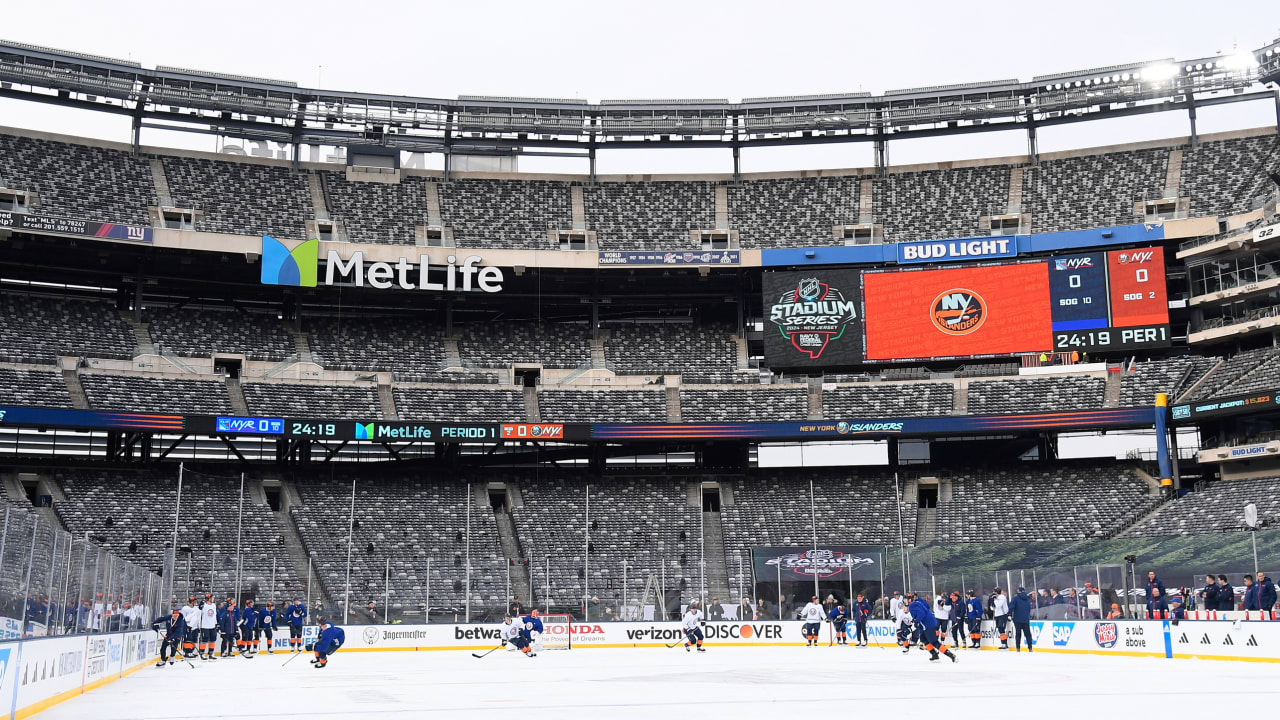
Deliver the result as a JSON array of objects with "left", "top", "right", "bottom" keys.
[{"left": 763, "top": 269, "right": 863, "bottom": 368}]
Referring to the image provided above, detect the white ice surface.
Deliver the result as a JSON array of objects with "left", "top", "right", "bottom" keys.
[{"left": 37, "top": 645, "right": 1280, "bottom": 720}]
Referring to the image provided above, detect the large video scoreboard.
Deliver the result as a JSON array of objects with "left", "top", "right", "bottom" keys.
[{"left": 764, "top": 247, "right": 1170, "bottom": 367}]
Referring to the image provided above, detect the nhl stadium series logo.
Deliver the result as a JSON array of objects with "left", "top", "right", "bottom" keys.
[
  {"left": 763, "top": 549, "right": 874, "bottom": 578},
  {"left": 768, "top": 277, "right": 858, "bottom": 359},
  {"left": 931, "top": 288, "right": 986, "bottom": 336}
]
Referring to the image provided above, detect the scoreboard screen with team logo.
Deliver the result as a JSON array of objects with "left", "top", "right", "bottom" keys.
[{"left": 764, "top": 248, "right": 1170, "bottom": 367}]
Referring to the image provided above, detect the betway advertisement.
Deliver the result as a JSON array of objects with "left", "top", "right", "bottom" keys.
[{"left": 763, "top": 269, "right": 863, "bottom": 368}]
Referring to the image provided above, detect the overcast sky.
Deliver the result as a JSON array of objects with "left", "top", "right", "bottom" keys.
[{"left": 2, "top": 0, "right": 1278, "bottom": 173}]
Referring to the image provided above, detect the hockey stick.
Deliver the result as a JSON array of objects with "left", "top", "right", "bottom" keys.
[
  {"left": 471, "top": 645, "right": 504, "bottom": 659},
  {"left": 281, "top": 649, "right": 306, "bottom": 666}
]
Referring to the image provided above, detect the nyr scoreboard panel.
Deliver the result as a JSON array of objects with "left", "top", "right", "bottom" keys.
[{"left": 763, "top": 248, "right": 1170, "bottom": 367}]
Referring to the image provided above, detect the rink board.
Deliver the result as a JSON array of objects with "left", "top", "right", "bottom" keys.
[
  {"left": 0, "top": 630, "right": 157, "bottom": 720},
  {"left": 3, "top": 619, "right": 1279, "bottom": 719}
]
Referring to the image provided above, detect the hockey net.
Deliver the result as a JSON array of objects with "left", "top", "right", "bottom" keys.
[{"left": 537, "top": 614, "right": 573, "bottom": 650}]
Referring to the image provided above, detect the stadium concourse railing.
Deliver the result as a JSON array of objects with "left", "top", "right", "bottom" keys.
[{"left": 0, "top": 504, "right": 164, "bottom": 639}]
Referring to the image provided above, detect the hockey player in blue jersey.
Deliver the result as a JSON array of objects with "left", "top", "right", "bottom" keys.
[
  {"left": 827, "top": 603, "right": 850, "bottom": 646},
  {"left": 907, "top": 595, "right": 956, "bottom": 663},
  {"left": 965, "top": 590, "right": 984, "bottom": 649},
  {"left": 309, "top": 619, "right": 345, "bottom": 668},
  {"left": 520, "top": 609, "right": 544, "bottom": 656},
  {"left": 238, "top": 599, "right": 258, "bottom": 656},
  {"left": 286, "top": 598, "right": 307, "bottom": 653},
  {"left": 151, "top": 609, "right": 187, "bottom": 666},
  {"left": 256, "top": 601, "right": 276, "bottom": 654}
]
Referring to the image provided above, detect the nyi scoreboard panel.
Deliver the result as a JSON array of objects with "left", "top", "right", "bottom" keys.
[{"left": 1048, "top": 247, "right": 1170, "bottom": 353}]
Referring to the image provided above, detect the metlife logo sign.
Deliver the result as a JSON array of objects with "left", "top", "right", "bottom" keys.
[{"left": 260, "top": 236, "right": 505, "bottom": 294}]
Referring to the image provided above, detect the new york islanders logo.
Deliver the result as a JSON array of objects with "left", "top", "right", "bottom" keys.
[
  {"left": 931, "top": 288, "right": 986, "bottom": 335},
  {"left": 768, "top": 277, "right": 857, "bottom": 359}
]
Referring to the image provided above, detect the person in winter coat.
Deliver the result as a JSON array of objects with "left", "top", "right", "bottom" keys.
[
  {"left": 1200, "top": 574, "right": 1219, "bottom": 613},
  {"left": 1145, "top": 571, "right": 1166, "bottom": 614},
  {"left": 1242, "top": 575, "right": 1261, "bottom": 611},
  {"left": 1216, "top": 575, "right": 1235, "bottom": 611},
  {"left": 1010, "top": 587, "right": 1033, "bottom": 652},
  {"left": 738, "top": 597, "right": 754, "bottom": 621},
  {"left": 1148, "top": 587, "right": 1169, "bottom": 617},
  {"left": 1258, "top": 573, "right": 1277, "bottom": 611}
]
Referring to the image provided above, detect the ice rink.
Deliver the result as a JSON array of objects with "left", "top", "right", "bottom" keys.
[{"left": 36, "top": 644, "right": 1280, "bottom": 720}]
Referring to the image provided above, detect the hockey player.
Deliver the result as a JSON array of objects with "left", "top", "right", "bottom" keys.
[
  {"left": 238, "top": 599, "right": 258, "bottom": 656},
  {"left": 907, "top": 594, "right": 956, "bottom": 663},
  {"left": 151, "top": 609, "right": 187, "bottom": 666},
  {"left": 682, "top": 604, "right": 705, "bottom": 652},
  {"left": 520, "top": 609, "right": 545, "bottom": 655},
  {"left": 827, "top": 602, "right": 850, "bottom": 646},
  {"left": 178, "top": 596, "right": 200, "bottom": 658},
  {"left": 502, "top": 616, "right": 532, "bottom": 656},
  {"left": 800, "top": 596, "right": 824, "bottom": 647},
  {"left": 257, "top": 601, "right": 276, "bottom": 654},
  {"left": 310, "top": 619, "right": 345, "bottom": 668},
  {"left": 933, "top": 593, "right": 951, "bottom": 641},
  {"left": 965, "top": 590, "right": 984, "bottom": 649},
  {"left": 895, "top": 592, "right": 915, "bottom": 651},
  {"left": 948, "top": 592, "right": 965, "bottom": 648},
  {"left": 991, "top": 588, "right": 1011, "bottom": 650},
  {"left": 218, "top": 598, "right": 238, "bottom": 657},
  {"left": 851, "top": 594, "right": 872, "bottom": 646},
  {"left": 197, "top": 595, "right": 219, "bottom": 660},
  {"left": 286, "top": 598, "right": 307, "bottom": 653}
]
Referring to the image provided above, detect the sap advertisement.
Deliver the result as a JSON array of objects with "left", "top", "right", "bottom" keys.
[
  {"left": 762, "top": 269, "right": 863, "bottom": 369},
  {"left": 764, "top": 250, "right": 1171, "bottom": 368}
]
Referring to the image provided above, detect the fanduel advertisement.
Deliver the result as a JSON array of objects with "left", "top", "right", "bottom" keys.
[
  {"left": 752, "top": 547, "right": 883, "bottom": 581},
  {"left": 762, "top": 269, "right": 863, "bottom": 368},
  {"left": 260, "top": 235, "right": 505, "bottom": 292}
]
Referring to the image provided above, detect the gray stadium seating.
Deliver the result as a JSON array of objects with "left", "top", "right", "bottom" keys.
[
  {"left": 539, "top": 388, "right": 667, "bottom": 423},
  {"left": 680, "top": 386, "right": 809, "bottom": 422},
  {"left": 935, "top": 462, "right": 1157, "bottom": 542},
  {"left": 584, "top": 182, "right": 714, "bottom": 249},
  {"left": 162, "top": 156, "right": 311, "bottom": 240},
  {"left": 0, "top": 367, "right": 73, "bottom": 407},
  {"left": 824, "top": 383, "right": 954, "bottom": 418},
  {"left": 146, "top": 307, "right": 293, "bottom": 362},
  {"left": 726, "top": 176, "right": 861, "bottom": 248},
  {"left": 0, "top": 132, "right": 153, "bottom": 226},
  {"left": 0, "top": 294, "right": 136, "bottom": 364},
  {"left": 967, "top": 376, "right": 1105, "bottom": 414},
  {"left": 604, "top": 323, "right": 738, "bottom": 377},
  {"left": 394, "top": 386, "right": 526, "bottom": 422},
  {"left": 457, "top": 322, "right": 591, "bottom": 370},
  {"left": 243, "top": 382, "right": 382, "bottom": 419},
  {"left": 875, "top": 165, "right": 1006, "bottom": 242},
  {"left": 1024, "top": 148, "right": 1166, "bottom": 232},
  {"left": 1124, "top": 476, "right": 1280, "bottom": 536},
  {"left": 81, "top": 374, "right": 231, "bottom": 415},
  {"left": 441, "top": 179, "right": 573, "bottom": 249}
]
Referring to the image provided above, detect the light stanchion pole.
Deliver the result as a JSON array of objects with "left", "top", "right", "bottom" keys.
[
  {"left": 384, "top": 557, "right": 390, "bottom": 624},
  {"left": 305, "top": 557, "right": 312, "bottom": 614},
  {"left": 809, "top": 479, "right": 819, "bottom": 600},
  {"left": 169, "top": 463, "right": 184, "bottom": 609},
  {"left": 234, "top": 472, "right": 245, "bottom": 604},
  {"left": 465, "top": 483, "right": 472, "bottom": 623},
  {"left": 343, "top": 477, "right": 356, "bottom": 624},
  {"left": 584, "top": 484, "right": 590, "bottom": 622}
]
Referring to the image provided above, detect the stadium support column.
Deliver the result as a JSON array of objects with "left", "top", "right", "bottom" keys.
[
  {"left": 732, "top": 143, "right": 741, "bottom": 183},
  {"left": 1026, "top": 123, "right": 1039, "bottom": 165},
  {"left": 444, "top": 109, "right": 454, "bottom": 181},
  {"left": 1153, "top": 393, "right": 1174, "bottom": 497},
  {"left": 588, "top": 146, "right": 597, "bottom": 184},
  {"left": 1273, "top": 88, "right": 1280, "bottom": 134},
  {"left": 1187, "top": 96, "right": 1199, "bottom": 147}
]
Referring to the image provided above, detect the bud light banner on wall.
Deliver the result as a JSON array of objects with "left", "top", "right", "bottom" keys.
[
  {"left": 753, "top": 547, "right": 883, "bottom": 581},
  {"left": 762, "top": 269, "right": 863, "bottom": 368}
]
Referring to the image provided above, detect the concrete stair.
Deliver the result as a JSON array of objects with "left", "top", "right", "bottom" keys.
[
  {"left": 524, "top": 386, "right": 540, "bottom": 422},
  {"left": 590, "top": 338, "right": 607, "bottom": 369},
  {"left": 914, "top": 506, "right": 936, "bottom": 545},
  {"left": 287, "top": 327, "right": 313, "bottom": 364},
  {"left": 807, "top": 377, "right": 823, "bottom": 420},
  {"left": 1104, "top": 370, "right": 1122, "bottom": 408},
  {"left": 701, "top": 511, "right": 733, "bottom": 603},
  {"left": 378, "top": 383, "right": 398, "bottom": 420},
  {"left": 121, "top": 312, "right": 156, "bottom": 356},
  {"left": 148, "top": 158, "right": 173, "bottom": 207},
  {"left": 443, "top": 339, "right": 462, "bottom": 369},
  {"left": 666, "top": 386, "right": 681, "bottom": 422},
  {"left": 494, "top": 511, "right": 533, "bottom": 605},
  {"left": 307, "top": 172, "right": 330, "bottom": 221},
  {"left": 62, "top": 369, "right": 90, "bottom": 410},
  {"left": 273, "top": 480, "right": 335, "bottom": 611},
  {"left": 226, "top": 377, "right": 249, "bottom": 414}
]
